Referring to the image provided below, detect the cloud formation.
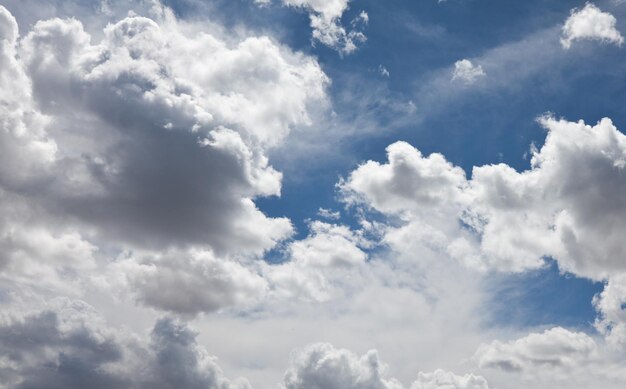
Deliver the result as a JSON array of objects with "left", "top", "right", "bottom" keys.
[
  {"left": 110, "top": 248, "right": 268, "bottom": 316},
  {"left": 0, "top": 300, "right": 251, "bottom": 389},
  {"left": 256, "top": 0, "right": 368, "bottom": 54},
  {"left": 0, "top": 3, "right": 333, "bottom": 309},
  {"left": 283, "top": 343, "right": 403, "bottom": 389},
  {"left": 284, "top": 343, "right": 489, "bottom": 389},
  {"left": 451, "top": 59, "right": 485, "bottom": 84},
  {"left": 342, "top": 116, "right": 626, "bottom": 278},
  {"left": 2, "top": 1, "right": 626, "bottom": 388},
  {"left": 1, "top": 5, "right": 329, "bottom": 257},
  {"left": 265, "top": 221, "right": 369, "bottom": 302},
  {"left": 561, "top": 3, "right": 624, "bottom": 49},
  {"left": 594, "top": 273, "right": 626, "bottom": 348},
  {"left": 410, "top": 370, "right": 489, "bottom": 389},
  {"left": 474, "top": 327, "right": 597, "bottom": 372}
]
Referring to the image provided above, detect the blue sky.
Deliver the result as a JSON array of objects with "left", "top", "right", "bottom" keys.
[{"left": 1, "top": 0, "right": 626, "bottom": 388}]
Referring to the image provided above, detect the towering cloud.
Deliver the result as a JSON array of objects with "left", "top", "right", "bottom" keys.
[{"left": 0, "top": 3, "right": 330, "bottom": 304}]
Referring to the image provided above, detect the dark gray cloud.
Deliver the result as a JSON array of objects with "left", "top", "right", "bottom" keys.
[
  {"left": 0, "top": 301, "right": 250, "bottom": 389},
  {"left": 149, "top": 317, "right": 251, "bottom": 389},
  {"left": 0, "top": 305, "right": 127, "bottom": 389}
]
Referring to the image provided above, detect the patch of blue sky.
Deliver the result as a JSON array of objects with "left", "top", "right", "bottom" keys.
[{"left": 487, "top": 260, "right": 605, "bottom": 331}]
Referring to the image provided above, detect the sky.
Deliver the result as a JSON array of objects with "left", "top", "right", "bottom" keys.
[{"left": 1, "top": 0, "right": 626, "bottom": 388}]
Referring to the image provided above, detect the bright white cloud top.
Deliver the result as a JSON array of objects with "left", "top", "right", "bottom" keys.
[
  {"left": 255, "top": 0, "right": 368, "bottom": 54},
  {"left": 561, "top": 3, "right": 624, "bottom": 49},
  {"left": 1, "top": 1, "right": 626, "bottom": 388},
  {"left": 452, "top": 59, "right": 485, "bottom": 84}
]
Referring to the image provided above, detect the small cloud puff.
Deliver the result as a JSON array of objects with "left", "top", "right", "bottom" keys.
[
  {"left": 317, "top": 207, "right": 341, "bottom": 219},
  {"left": 451, "top": 59, "right": 485, "bottom": 84},
  {"left": 561, "top": 3, "right": 624, "bottom": 49}
]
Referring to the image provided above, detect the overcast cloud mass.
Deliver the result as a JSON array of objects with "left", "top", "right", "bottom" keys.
[{"left": 1, "top": 0, "right": 626, "bottom": 388}]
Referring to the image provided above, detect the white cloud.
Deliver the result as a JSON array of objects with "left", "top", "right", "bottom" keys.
[
  {"left": 561, "top": 3, "right": 624, "bottom": 49},
  {"left": 317, "top": 207, "right": 341, "bottom": 220},
  {"left": 108, "top": 248, "right": 268, "bottom": 316},
  {"left": 266, "top": 221, "right": 369, "bottom": 301},
  {"left": 284, "top": 343, "right": 492, "bottom": 389},
  {"left": 451, "top": 59, "right": 485, "bottom": 84},
  {"left": 0, "top": 190, "right": 97, "bottom": 293},
  {"left": 258, "top": 0, "right": 368, "bottom": 54},
  {"left": 3, "top": 3, "right": 626, "bottom": 389},
  {"left": 341, "top": 141, "right": 468, "bottom": 217},
  {"left": 410, "top": 369, "right": 489, "bottom": 389},
  {"left": 0, "top": 6, "right": 57, "bottom": 188},
  {"left": 470, "top": 116, "right": 626, "bottom": 279},
  {"left": 594, "top": 273, "right": 626, "bottom": 348},
  {"left": 104, "top": 220, "right": 368, "bottom": 314},
  {"left": 283, "top": 343, "right": 404, "bottom": 389},
  {"left": 474, "top": 327, "right": 597, "bottom": 372},
  {"left": 379, "top": 65, "right": 390, "bottom": 77},
  {"left": 0, "top": 5, "right": 330, "bottom": 258},
  {"left": 289, "top": 221, "right": 367, "bottom": 268},
  {"left": 342, "top": 117, "right": 626, "bottom": 277},
  {"left": 469, "top": 325, "right": 626, "bottom": 388},
  {"left": 339, "top": 115, "right": 626, "bottom": 388}
]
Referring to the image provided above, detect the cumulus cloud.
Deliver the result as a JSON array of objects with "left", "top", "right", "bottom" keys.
[
  {"left": 469, "top": 325, "right": 626, "bottom": 388},
  {"left": 342, "top": 117, "right": 626, "bottom": 277},
  {"left": 3, "top": 2, "right": 626, "bottom": 389},
  {"left": 340, "top": 116, "right": 626, "bottom": 388},
  {"left": 108, "top": 249, "right": 268, "bottom": 316},
  {"left": 0, "top": 6, "right": 56, "bottom": 188},
  {"left": 0, "top": 5, "right": 329, "bottom": 256},
  {"left": 594, "top": 274, "right": 626, "bottom": 348},
  {"left": 257, "top": 0, "right": 368, "bottom": 54},
  {"left": 342, "top": 141, "right": 468, "bottom": 218},
  {"left": 451, "top": 59, "right": 485, "bottom": 84},
  {"left": 561, "top": 3, "right": 624, "bottom": 49},
  {"left": 470, "top": 116, "right": 626, "bottom": 279},
  {"left": 0, "top": 299, "right": 251, "bottom": 389},
  {"left": 149, "top": 317, "right": 252, "bottom": 389},
  {"left": 284, "top": 343, "right": 491, "bottom": 389},
  {"left": 0, "top": 3, "right": 334, "bottom": 307},
  {"left": 0, "top": 190, "right": 97, "bottom": 293},
  {"left": 474, "top": 327, "right": 597, "bottom": 372},
  {"left": 266, "top": 221, "right": 369, "bottom": 301},
  {"left": 0, "top": 3, "right": 338, "bottom": 328},
  {"left": 283, "top": 343, "right": 403, "bottom": 389}
]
